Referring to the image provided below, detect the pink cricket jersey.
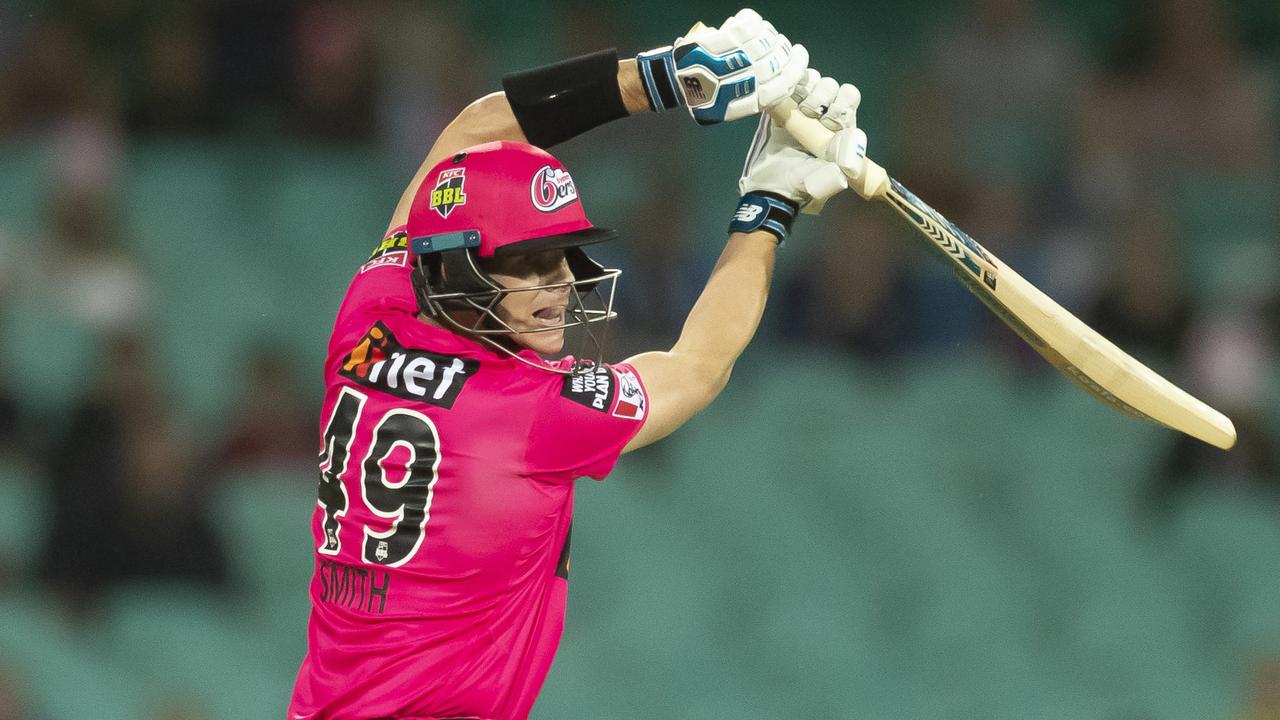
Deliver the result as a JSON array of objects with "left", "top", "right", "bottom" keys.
[{"left": 288, "top": 228, "right": 648, "bottom": 720}]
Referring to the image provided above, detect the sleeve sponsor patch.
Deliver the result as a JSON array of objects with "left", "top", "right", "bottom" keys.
[
  {"left": 610, "top": 366, "right": 646, "bottom": 420},
  {"left": 559, "top": 365, "right": 645, "bottom": 421},
  {"left": 360, "top": 231, "right": 410, "bottom": 273},
  {"left": 360, "top": 250, "right": 407, "bottom": 273},
  {"left": 560, "top": 364, "right": 616, "bottom": 412}
]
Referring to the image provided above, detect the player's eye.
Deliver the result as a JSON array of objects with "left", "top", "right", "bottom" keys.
[
  {"left": 526, "top": 251, "right": 570, "bottom": 281},
  {"left": 481, "top": 250, "right": 570, "bottom": 287}
]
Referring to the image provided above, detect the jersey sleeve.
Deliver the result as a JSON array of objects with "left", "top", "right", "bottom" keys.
[
  {"left": 333, "top": 226, "right": 421, "bottom": 328},
  {"left": 526, "top": 362, "right": 649, "bottom": 481}
]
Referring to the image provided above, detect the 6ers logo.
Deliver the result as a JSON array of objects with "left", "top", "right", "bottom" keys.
[
  {"left": 429, "top": 168, "right": 467, "bottom": 218},
  {"left": 530, "top": 165, "right": 578, "bottom": 213}
]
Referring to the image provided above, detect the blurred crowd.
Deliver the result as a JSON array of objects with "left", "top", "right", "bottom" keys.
[
  {"left": 0, "top": 0, "right": 491, "bottom": 608},
  {"left": 0, "top": 0, "right": 1277, "bottom": 717}
]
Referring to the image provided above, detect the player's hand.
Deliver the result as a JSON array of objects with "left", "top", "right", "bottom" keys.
[
  {"left": 739, "top": 70, "right": 866, "bottom": 215},
  {"left": 788, "top": 69, "right": 868, "bottom": 186},
  {"left": 636, "top": 9, "right": 809, "bottom": 125}
]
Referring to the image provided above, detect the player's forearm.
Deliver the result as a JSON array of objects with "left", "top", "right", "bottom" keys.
[
  {"left": 615, "top": 59, "right": 652, "bottom": 115},
  {"left": 388, "top": 60, "right": 649, "bottom": 233},
  {"left": 670, "top": 231, "right": 778, "bottom": 386}
]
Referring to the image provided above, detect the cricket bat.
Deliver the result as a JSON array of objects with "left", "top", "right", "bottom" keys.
[
  {"left": 682, "top": 18, "right": 1234, "bottom": 448},
  {"left": 771, "top": 101, "right": 1237, "bottom": 450}
]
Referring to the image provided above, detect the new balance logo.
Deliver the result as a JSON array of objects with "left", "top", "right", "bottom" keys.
[
  {"left": 681, "top": 76, "right": 708, "bottom": 103},
  {"left": 733, "top": 204, "right": 763, "bottom": 223}
]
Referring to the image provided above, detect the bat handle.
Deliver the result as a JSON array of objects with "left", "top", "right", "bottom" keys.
[{"left": 766, "top": 99, "right": 890, "bottom": 201}]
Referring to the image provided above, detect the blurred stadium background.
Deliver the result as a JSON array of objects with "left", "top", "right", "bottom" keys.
[{"left": 0, "top": 0, "right": 1278, "bottom": 717}]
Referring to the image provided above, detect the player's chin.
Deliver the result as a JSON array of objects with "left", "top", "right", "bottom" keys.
[{"left": 521, "top": 329, "right": 565, "bottom": 356}]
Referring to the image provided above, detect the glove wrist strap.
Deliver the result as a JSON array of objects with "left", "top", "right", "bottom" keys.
[
  {"left": 728, "top": 192, "right": 799, "bottom": 245},
  {"left": 635, "top": 46, "right": 684, "bottom": 112}
]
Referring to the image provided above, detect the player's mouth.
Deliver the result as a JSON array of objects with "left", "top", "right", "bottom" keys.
[{"left": 532, "top": 305, "right": 567, "bottom": 325}]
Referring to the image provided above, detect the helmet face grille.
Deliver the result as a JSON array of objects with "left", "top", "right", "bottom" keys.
[{"left": 412, "top": 249, "right": 620, "bottom": 375}]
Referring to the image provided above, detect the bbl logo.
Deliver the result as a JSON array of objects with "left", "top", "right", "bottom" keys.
[
  {"left": 530, "top": 165, "right": 578, "bottom": 213},
  {"left": 430, "top": 168, "right": 467, "bottom": 218}
]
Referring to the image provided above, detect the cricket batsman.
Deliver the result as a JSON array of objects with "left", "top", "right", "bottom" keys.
[{"left": 288, "top": 9, "right": 868, "bottom": 719}]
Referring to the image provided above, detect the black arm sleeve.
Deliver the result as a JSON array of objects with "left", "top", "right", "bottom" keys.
[{"left": 502, "top": 48, "right": 631, "bottom": 148}]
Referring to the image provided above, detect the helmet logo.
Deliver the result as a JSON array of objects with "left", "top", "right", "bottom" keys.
[
  {"left": 530, "top": 165, "right": 579, "bottom": 213},
  {"left": 430, "top": 168, "right": 467, "bottom": 219}
]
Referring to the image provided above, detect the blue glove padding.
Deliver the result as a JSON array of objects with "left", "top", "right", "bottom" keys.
[{"left": 636, "top": 9, "right": 808, "bottom": 125}]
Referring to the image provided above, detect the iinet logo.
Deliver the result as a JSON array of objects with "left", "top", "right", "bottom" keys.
[{"left": 340, "top": 322, "right": 479, "bottom": 408}]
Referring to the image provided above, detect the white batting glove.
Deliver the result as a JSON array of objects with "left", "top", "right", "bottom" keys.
[
  {"left": 738, "top": 72, "right": 867, "bottom": 217},
  {"left": 790, "top": 69, "right": 869, "bottom": 183},
  {"left": 636, "top": 9, "right": 809, "bottom": 125}
]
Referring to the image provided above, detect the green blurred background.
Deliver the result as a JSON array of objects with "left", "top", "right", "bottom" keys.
[{"left": 0, "top": 0, "right": 1278, "bottom": 718}]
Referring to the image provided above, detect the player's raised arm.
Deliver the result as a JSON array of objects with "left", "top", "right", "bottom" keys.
[
  {"left": 623, "top": 73, "right": 867, "bottom": 452},
  {"left": 387, "top": 9, "right": 807, "bottom": 234}
]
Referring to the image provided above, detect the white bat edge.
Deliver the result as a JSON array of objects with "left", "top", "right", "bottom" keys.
[{"left": 768, "top": 102, "right": 1237, "bottom": 450}]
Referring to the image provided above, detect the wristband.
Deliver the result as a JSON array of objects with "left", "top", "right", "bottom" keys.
[
  {"left": 635, "top": 46, "right": 683, "bottom": 112},
  {"left": 502, "top": 49, "right": 630, "bottom": 148},
  {"left": 728, "top": 192, "right": 798, "bottom": 244}
]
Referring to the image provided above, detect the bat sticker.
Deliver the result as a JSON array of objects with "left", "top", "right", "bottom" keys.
[{"left": 888, "top": 179, "right": 997, "bottom": 289}]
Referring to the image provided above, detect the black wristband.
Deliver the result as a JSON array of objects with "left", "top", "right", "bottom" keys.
[
  {"left": 728, "top": 192, "right": 799, "bottom": 245},
  {"left": 502, "top": 49, "right": 630, "bottom": 148}
]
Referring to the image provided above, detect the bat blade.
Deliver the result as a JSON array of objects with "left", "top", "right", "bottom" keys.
[
  {"left": 883, "top": 179, "right": 1236, "bottom": 450},
  {"left": 767, "top": 104, "right": 1236, "bottom": 450}
]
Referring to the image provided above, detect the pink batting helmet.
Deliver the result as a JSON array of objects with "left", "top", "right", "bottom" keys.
[
  {"left": 406, "top": 141, "right": 617, "bottom": 258},
  {"left": 405, "top": 142, "right": 621, "bottom": 373}
]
